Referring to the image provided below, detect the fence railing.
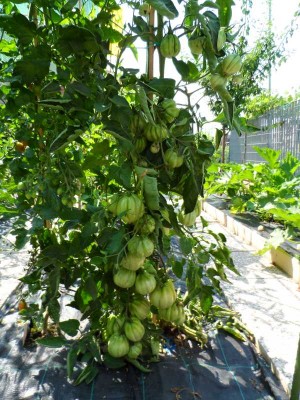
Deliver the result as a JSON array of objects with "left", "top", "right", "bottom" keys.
[{"left": 229, "top": 99, "right": 300, "bottom": 163}]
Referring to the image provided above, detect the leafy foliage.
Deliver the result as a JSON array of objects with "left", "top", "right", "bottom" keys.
[
  {"left": 205, "top": 147, "right": 300, "bottom": 247},
  {"left": 0, "top": 0, "right": 245, "bottom": 383}
]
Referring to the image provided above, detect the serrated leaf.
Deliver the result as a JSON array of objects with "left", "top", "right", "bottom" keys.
[
  {"left": 36, "top": 336, "right": 67, "bottom": 348},
  {"left": 147, "top": 0, "right": 178, "bottom": 19},
  {"left": 59, "top": 319, "right": 80, "bottom": 337},
  {"left": 67, "top": 347, "right": 78, "bottom": 379},
  {"left": 216, "top": 0, "right": 234, "bottom": 27},
  {"left": 179, "top": 237, "right": 194, "bottom": 256},
  {"left": 143, "top": 176, "right": 160, "bottom": 210},
  {"left": 73, "top": 364, "right": 99, "bottom": 386},
  {"left": 172, "top": 260, "right": 184, "bottom": 279}
]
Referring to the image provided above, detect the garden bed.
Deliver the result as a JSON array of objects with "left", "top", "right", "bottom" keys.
[
  {"left": 203, "top": 196, "right": 300, "bottom": 285},
  {"left": 0, "top": 289, "right": 288, "bottom": 400}
]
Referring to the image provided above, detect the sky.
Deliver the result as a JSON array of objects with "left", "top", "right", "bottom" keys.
[{"left": 232, "top": 0, "right": 300, "bottom": 96}]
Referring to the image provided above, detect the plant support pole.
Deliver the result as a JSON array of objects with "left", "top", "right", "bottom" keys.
[
  {"left": 290, "top": 334, "right": 300, "bottom": 400},
  {"left": 147, "top": 7, "right": 155, "bottom": 80}
]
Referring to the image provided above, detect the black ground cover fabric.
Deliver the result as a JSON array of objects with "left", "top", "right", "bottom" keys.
[{"left": 0, "top": 297, "right": 288, "bottom": 400}]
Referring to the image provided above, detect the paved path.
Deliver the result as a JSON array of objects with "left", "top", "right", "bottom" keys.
[
  {"left": 198, "top": 212, "right": 300, "bottom": 395},
  {"left": 0, "top": 225, "right": 29, "bottom": 309}
]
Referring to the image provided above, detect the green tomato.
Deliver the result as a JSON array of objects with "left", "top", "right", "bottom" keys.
[
  {"left": 113, "top": 267, "right": 136, "bottom": 288},
  {"left": 127, "top": 235, "right": 155, "bottom": 258},
  {"left": 150, "top": 279, "right": 177, "bottom": 309},
  {"left": 159, "top": 303, "right": 186, "bottom": 325},
  {"left": 160, "top": 33, "right": 181, "bottom": 58},
  {"left": 135, "top": 270, "right": 157, "bottom": 295},
  {"left": 107, "top": 334, "right": 130, "bottom": 358},
  {"left": 164, "top": 149, "right": 184, "bottom": 168},
  {"left": 124, "top": 317, "right": 145, "bottom": 342},
  {"left": 144, "top": 124, "right": 168, "bottom": 142},
  {"left": 127, "top": 342, "right": 143, "bottom": 359},
  {"left": 129, "top": 297, "right": 150, "bottom": 320},
  {"left": 121, "top": 253, "right": 145, "bottom": 271},
  {"left": 116, "top": 194, "right": 145, "bottom": 224},
  {"left": 150, "top": 142, "right": 160, "bottom": 154}
]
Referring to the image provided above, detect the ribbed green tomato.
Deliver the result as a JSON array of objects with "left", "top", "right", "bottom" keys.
[
  {"left": 134, "top": 136, "right": 147, "bottom": 153},
  {"left": 129, "top": 297, "right": 150, "bottom": 320},
  {"left": 220, "top": 54, "right": 242, "bottom": 77},
  {"left": 164, "top": 149, "right": 184, "bottom": 169},
  {"left": 144, "top": 124, "right": 168, "bottom": 142},
  {"left": 115, "top": 194, "right": 144, "bottom": 224},
  {"left": 160, "top": 33, "right": 181, "bottom": 58},
  {"left": 188, "top": 36, "right": 205, "bottom": 55},
  {"left": 121, "top": 253, "right": 145, "bottom": 271},
  {"left": 108, "top": 334, "right": 130, "bottom": 358},
  {"left": 138, "top": 214, "right": 156, "bottom": 235},
  {"left": 161, "top": 99, "right": 180, "bottom": 123},
  {"left": 106, "top": 314, "right": 126, "bottom": 337},
  {"left": 135, "top": 270, "right": 157, "bottom": 295},
  {"left": 210, "top": 73, "right": 227, "bottom": 91},
  {"left": 130, "top": 113, "right": 146, "bottom": 135},
  {"left": 128, "top": 236, "right": 154, "bottom": 258},
  {"left": 150, "top": 279, "right": 177, "bottom": 309},
  {"left": 113, "top": 267, "right": 136, "bottom": 288},
  {"left": 127, "top": 342, "right": 143, "bottom": 359},
  {"left": 159, "top": 303, "right": 186, "bottom": 325},
  {"left": 124, "top": 317, "right": 145, "bottom": 342}
]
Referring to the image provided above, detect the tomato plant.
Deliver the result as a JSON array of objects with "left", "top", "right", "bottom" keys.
[{"left": 0, "top": 0, "right": 243, "bottom": 384}]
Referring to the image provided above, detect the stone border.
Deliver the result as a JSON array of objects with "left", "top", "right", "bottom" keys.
[{"left": 202, "top": 200, "right": 300, "bottom": 285}]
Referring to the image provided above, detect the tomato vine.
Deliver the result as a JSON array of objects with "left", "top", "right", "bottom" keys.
[{"left": 0, "top": 0, "right": 243, "bottom": 383}]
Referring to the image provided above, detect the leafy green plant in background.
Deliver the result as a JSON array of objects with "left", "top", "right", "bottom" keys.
[
  {"left": 0, "top": 0, "right": 248, "bottom": 384},
  {"left": 205, "top": 147, "right": 300, "bottom": 249}
]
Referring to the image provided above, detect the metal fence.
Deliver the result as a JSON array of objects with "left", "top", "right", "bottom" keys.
[{"left": 229, "top": 99, "right": 300, "bottom": 163}]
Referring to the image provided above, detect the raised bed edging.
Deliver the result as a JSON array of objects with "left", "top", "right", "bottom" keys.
[{"left": 202, "top": 199, "right": 300, "bottom": 285}]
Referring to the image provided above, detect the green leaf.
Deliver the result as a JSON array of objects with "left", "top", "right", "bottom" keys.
[
  {"left": 253, "top": 146, "right": 281, "bottom": 168},
  {"left": 67, "top": 347, "right": 78, "bottom": 379},
  {"left": 106, "top": 228, "right": 126, "bottom": 254},
  {"left": 61, "top": 0, "right": 79, "bottom": 13},
  {"left": 36, "top": 336, "right": 67, "bottom": 348},
  {"left": 216, "top": 0, "right": 234, "bottom": 27},
  {"left": 147, "top": 78, "right": 176, "bottom": 98},
  {"left": 83, "top": 277, "right": 98, "bottom": 302},
  {"left": 136, "top": 85, "right": 155, "bottom": 125},
  {"left": 56, "top": 26, "right": 99, "bottom": 57},
  {"left": 147, "top": 0, "right": 178, "bottom": 19},
  {"left": 13, "top": 45, "right": 51, "bottom": 84},
  {"left": 172, "top": 59, "right": 200, "bottom": 82},
  {"left": 183, "top": 174, "right": 199, "bottom": 214},
  {"left": 103, "top": 353, "right": 126, "bottom": 369},
  {"left": 0, "top": 13, "right": 36, "bottom": 46},
  {"left": 172, "top": 260, "right": 184, "bottom": 279},
  {"left": 179, "top": 237, "right": 194, "bottom": 256},
  {"left": 143, "top": 176, "right": 160, "bottom": 210},
  {"left": 109, "top": 162, "right": 132, "bottom": 189},
  {"left": 73, "top": 364, "right": 99, "bottom": 385},
  {"left": 59, "top": 319, "right": 80, "bottom": 337},
  {"left": 48, "top": 266, "right": 61, "bottom": 297},
  {"left": 215, "top": 128, "right": 223, "bottom": 150},
  {"left": 48, "top": 299, "right": 60, "bottom": 323},
  {"left": 200, "top": 286, "right": 214, "bottom": 314}
]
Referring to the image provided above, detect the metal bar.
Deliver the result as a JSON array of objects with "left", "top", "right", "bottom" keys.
[{"left": 290, "top": 334, "right": 300, "bottom": 400}]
